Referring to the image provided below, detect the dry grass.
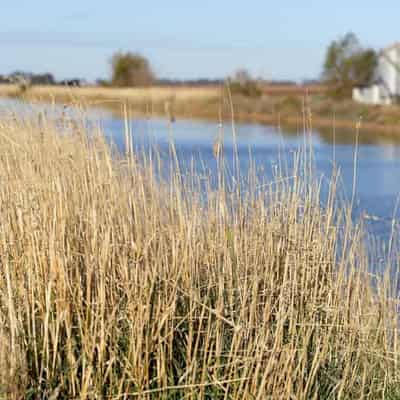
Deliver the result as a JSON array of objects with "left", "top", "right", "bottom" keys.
[
  {"left": 0, "top": 84, "right": 19, "bottom": 97},
  {"left": 2, "top": 83, "right": 400, "bottom": 138},
  {"left": 0, "top": 106, "right": 399, "bottom": 399},
  {"left": 0, "top": 84, "right": 219, "bottom": 105},
  {"left": 0, "top": 84, "right": 223, "bottom": 124},
  {"left": 260, "top": 83, "right": 328, "bottom": 96}
]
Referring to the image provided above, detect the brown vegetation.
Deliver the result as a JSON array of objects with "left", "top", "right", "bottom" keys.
[
  {"left": 260, "top": 83, "right": 328, "bottom": 96},
  {"left": 1, "top": 84, "right": 400, "bottom": 138},
  {"left": 0, "top": 107, "right": 399, "bottom": 398}
]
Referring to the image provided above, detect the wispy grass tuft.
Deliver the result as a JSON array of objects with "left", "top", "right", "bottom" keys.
[{"left": 0, "top": 107, "right": 399, "bottom": 399}]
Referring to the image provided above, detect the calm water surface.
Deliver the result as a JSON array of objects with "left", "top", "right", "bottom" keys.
[{"left": 1, "top": 97, "right": 400, "bottom": 243}]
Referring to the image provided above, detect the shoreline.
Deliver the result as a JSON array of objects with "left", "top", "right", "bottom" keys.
[{"left": 1, "top": 84, "right": 400, "bottom": 138}]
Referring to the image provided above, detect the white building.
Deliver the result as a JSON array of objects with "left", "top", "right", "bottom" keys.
[{"left": 352, "top": 42, "right": 400, "bottom": 105}]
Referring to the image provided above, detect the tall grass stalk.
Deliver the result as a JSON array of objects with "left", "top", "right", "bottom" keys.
[{"left": 0, "top": 108, "right": 399, "bottom": 399}]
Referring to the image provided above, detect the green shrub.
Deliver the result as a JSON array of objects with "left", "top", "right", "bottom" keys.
[{"left": 110, "top": 51, "right": 154, "bottom": 87}]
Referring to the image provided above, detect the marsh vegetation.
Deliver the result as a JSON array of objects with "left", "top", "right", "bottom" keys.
[{"left": 0, "top": 104, "right": 399, "bottom": 398}]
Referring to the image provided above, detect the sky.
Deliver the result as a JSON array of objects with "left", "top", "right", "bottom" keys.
[{"left": 1, "top": 1, "right": 399, "bottom": 82}]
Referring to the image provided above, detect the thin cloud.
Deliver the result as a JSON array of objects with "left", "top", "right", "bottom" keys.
[{"left": 0, "top": 31, "right": 321, "bottom": 55}]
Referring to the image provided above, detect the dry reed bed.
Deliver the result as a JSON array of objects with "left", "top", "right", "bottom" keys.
[
  {"left": 0, "top": 111, "right": 399, "bottom": 399},
  {"left": 0, "top": 84, "right": 220, "bottom": 106},
  {"left": 3, "top": 84, "right": 400, "bottom": 138},
  {"left": 0, "top": 85, "right": 19, "bottom": 97},
  {"left": 0, "top": 84, "right": 222, "bottom": 123}
]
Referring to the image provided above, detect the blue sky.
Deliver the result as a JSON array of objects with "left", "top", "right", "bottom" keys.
[{"left": 1, "top": 1, "right": 399, "bottom": 82}]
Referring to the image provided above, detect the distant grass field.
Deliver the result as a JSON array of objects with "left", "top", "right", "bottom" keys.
[
  {"left": 0, "top": 84, "right": 220, "bottom": 105},
  {"left": 0, "top": 106, "right": 399, "bottom": 398},
  {"left": 1, "top": 83, "right": 400, "bottom": 138}
]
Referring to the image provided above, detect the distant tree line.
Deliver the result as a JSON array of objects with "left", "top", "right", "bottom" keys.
[
  {"left": 155, "top": 78, "right": 223, "bottom": 86},
  {"left": 0, "top": 71, "right": 84, "bottom": 87},
  {"left": 1, "top": 49, "right": 330, "bottom": 96},
  {"left": 0, "top": 72, "right": 55, "bottom": 85},
  {"left": 104, "top": 36, "right": 377, "bottom": 100}
]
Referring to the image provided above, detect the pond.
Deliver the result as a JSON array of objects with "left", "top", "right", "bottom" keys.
[{"left": 1, "top": 97, "right": 399, "bottom": 245}]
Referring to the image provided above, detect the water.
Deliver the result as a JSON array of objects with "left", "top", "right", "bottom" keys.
[{"left": 1, "top": 97, "right": 400, "bottom": 243}]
